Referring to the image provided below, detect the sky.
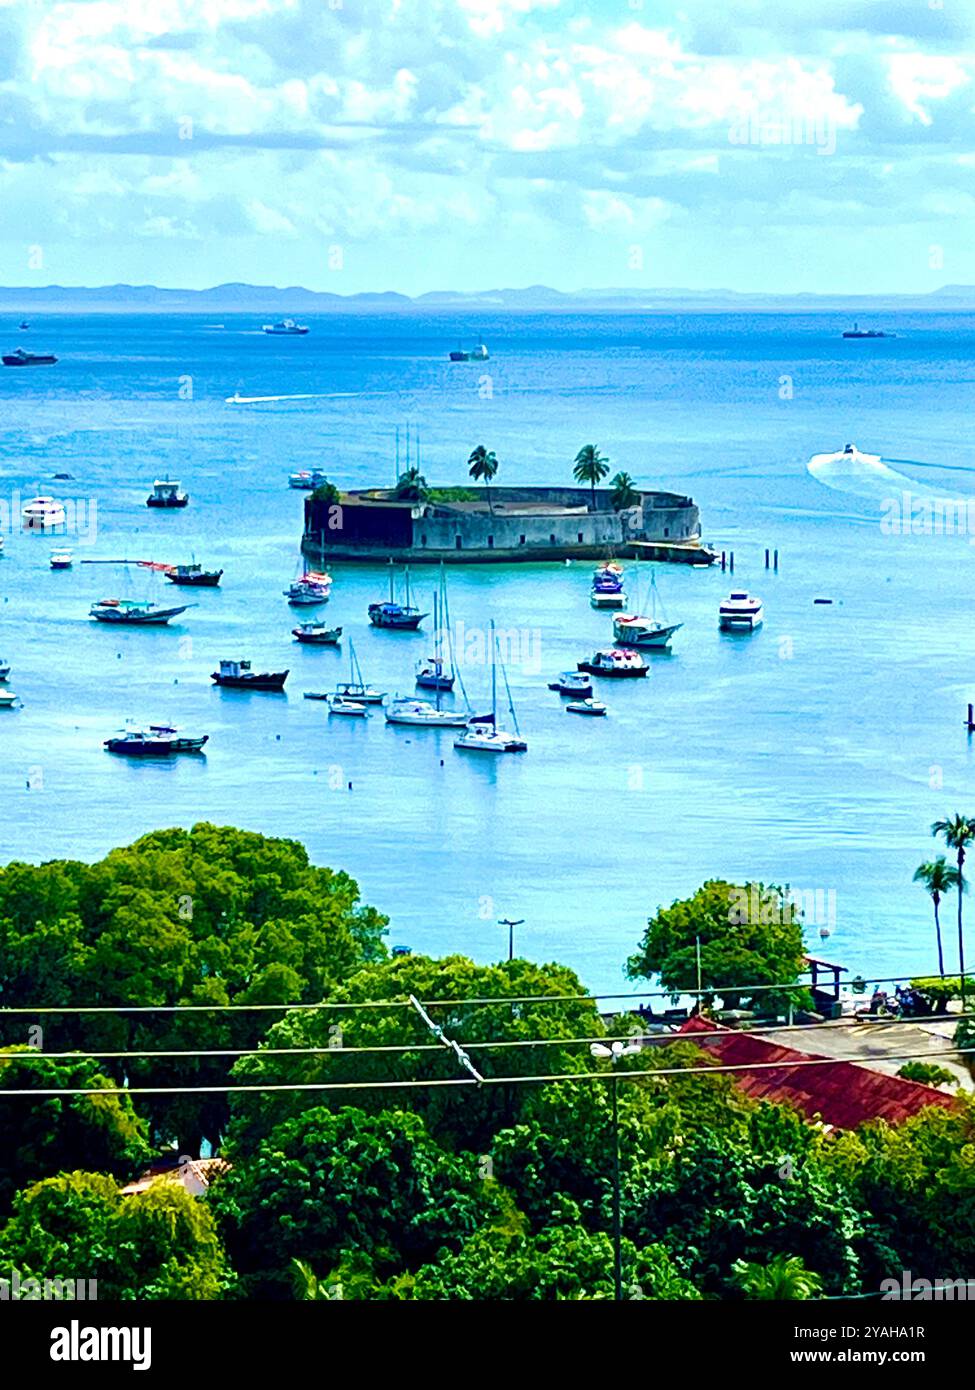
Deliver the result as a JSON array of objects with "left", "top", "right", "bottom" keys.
[{"left": 0, "top": 0, "right": 973, "bottom": 294}]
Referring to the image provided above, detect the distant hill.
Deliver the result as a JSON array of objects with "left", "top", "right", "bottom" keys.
[{"left": 0, "top": 281, "right": 972, "bottom": 312}]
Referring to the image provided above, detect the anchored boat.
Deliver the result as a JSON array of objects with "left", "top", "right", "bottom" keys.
[
  {"left": 146, "top": 478, "right": 188, "bottom": 508},
  {"left": 50, "top": 549, "right": 73, "bottom": 570},
  {"left": 22, "top": 496, "right": 66, "bottom": 531},
  {"left": 3, "top": 348, "right": 57, "bottom": 367},
  {"left": 293, "top": 621, "right": 342, "bottom": 645},
  {"left": 211, "top": 659, "right": 288, "bottom": 690},
  {"left": 165, "top": 563, "right": 223, "bottom": 587},
  {"left": 612, "top": 566, "right": 682, "bottom": 650},
  {"left": 455, "top": 620, "right": 527, "bottom": 754},
  {"left": 577, "top": 648, "right": 648, "bottom": 678},
  {"left": 547, "top": 671, "right": 593, "bottom": 698},
  {"left": 718, "top": 591, "right": 764, "bottom": 631},
  {"left": 332, "top": 639, "right": 385, "bottom": 704},
  {"left": 104, "top": 725, "right": 208, "bottom": 755},
  {"left": 90, "top": 598, "right": 192, "bottom": 625},
  {"left": 369, "top": 566, "right": 427, "bottom": 630},
  {"left": 263, "top": 318, "right": 309, "bottom": 335}
]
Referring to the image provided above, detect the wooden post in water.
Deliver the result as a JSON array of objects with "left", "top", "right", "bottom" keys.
[
  {"left": 721, "top": 551, "right": 726, "bottom": 572},
  {"left": 764, "top": 549, "right": 769, "bottom": 569},
  {"left": 774, "top": 549, "right": 779, "bottom": 572},
  {"left": 967, "top": 703, "right": 975, "bottom": 733},
  {"left": 729, "top": 551, "right": 735, "bottom": 574}
]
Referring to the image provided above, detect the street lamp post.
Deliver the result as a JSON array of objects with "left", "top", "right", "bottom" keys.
[
  {"left": 591, "top": 1039, "right": 642, "bottom": 1301},
  {"left": 498, "top": 918, "right": 524, "bottom": 961}
]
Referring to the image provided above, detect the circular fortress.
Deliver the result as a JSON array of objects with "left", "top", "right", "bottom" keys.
[{"left": 303, "top": 486, "right": 708, "bottom": 564}]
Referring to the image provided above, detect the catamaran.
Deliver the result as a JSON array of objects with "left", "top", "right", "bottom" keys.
[
  {"left": 612, "top": 566, "right": 683, "bottom": 650},
  {"left": 718, "top": 591, "right": 764, "bottom": 631},
  {"left": 455, "top": 620, "right": 527, "bottom": 754}
]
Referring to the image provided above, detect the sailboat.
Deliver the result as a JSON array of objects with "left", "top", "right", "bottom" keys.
[
  {"left": 454, "top": 620, "right": 527, "bottom": 754},
  {"left": 387, "top": 588, "right": 471, "bottom": 727},
  {"left": 331, "top": 639, "right": 386, "bottom": 704},
  {"left": 612, "top": 565, "right": 683, "bottom": 650},
  {"left": 415, "top": 572, "right": 455, "bottom": 690},
  {"left": 368, "top": 564, "right": 427, "bottom": 630}
]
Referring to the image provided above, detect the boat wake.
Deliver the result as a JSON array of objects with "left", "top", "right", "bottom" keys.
[
  {"left": 224, "top": 391, "right": 367, "bottom": 404},
  {"left": 807, "top": 448, "right": 965, "bottom": 505}
]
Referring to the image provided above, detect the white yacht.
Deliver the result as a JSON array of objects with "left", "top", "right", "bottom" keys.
[
  {"left": 454, "top": 620, "right": 527, "bottom": 754},
  {"left": 328, "top": 697, "right": 368, "bottom": 717},
  {"left": 385, "top": 698, "right": 470, "bottom": 728},
  {"left": 718, "top": 591, "right": 764, "bottom": 631},
  {"left": 0, "top": 659, "right": 10, "bottom": 681},
  {"left": 263, "top": 318, "right": 309, "bottom": 335},
  {"left": 50, "top": 549, "right": 73, "bottom": 569},
  {"left": 22, "top": 496, "right": 66, "bottom": 531}
]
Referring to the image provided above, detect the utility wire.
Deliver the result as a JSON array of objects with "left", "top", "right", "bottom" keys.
[{"left": 3, "top": 1045, "right": 973, "bottom": 1097}]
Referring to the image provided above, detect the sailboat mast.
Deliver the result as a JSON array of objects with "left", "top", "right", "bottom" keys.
[
  {"left": 490, "top": 618, "right": 497, "bottom": 721},
  {"left": 433, "top": 591, "right": 441, "bottom": 711}
]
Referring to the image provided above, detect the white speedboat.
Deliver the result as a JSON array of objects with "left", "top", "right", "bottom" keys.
[
  {"left": 0, "top": 659, "right": 10, "bottom": 681},
  {"left": 328, "top": 697, "right": 368, "bottom": 717},
  {"left": 0, "top": 689, "right": 19, "bottom": 708},
  {"left": 385, "top": 698, "right": 470, "bottom": 728},
  {"left": 288, "top": 469, "right": 327, "bottom": 490},
  {"left": 577, "top": 648, "right": 648, "bottom": 679},
  {"left": 50, "top": 549, "right": 73, "bottom": 569},
  {"left": 590, "top": 588, "right": 626, "bottom": 610},
  {"left": 22, "top": 496, "right": 66, "bottom": 531},
  {"left": 718, "top": 590, "right": 764, "bottom": 631},
  {"left": 547, "top": 671, "right": 593, "bottom": 697}
]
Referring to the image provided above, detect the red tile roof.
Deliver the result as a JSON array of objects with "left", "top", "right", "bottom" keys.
[{"left": 676, "top": 1017, "right": 958, "bottom": 1130}]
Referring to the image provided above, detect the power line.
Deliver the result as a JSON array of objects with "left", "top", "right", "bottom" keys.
[{"left": 3, "top": 1044, "right": 973, "bottom": 1098}]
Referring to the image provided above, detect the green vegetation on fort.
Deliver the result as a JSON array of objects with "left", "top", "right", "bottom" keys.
[{"left": 1, "top": 829, "right": 974, "bottom": 1300}]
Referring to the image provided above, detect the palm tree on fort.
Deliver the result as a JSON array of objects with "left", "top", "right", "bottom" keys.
[
  {"left": 393, "top": 466, "right": 428, "bottom": 502},
  {"left": 913, "top": 855, "right": 960, "bottom": 979},
  {"left": 931, "top": 813, "right": 975, "bottom": 1005},
  {"left": 468, "top": 445, "right": 498, "bottom": 512},
  {"left": 573, "top": 444, "right": 610, "bottom": 510},
  {"left": 609, "top": 471, "right": 639, "bottom": 511}
]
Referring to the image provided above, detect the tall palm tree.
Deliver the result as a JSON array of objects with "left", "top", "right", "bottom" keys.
[
  {"left": 931, "top": 813, "right": 975, "bottom": 1005},
  {"left": 573, "top": 444, "right": 610, "bottom": 509},
  {"left": 609, "top": 471, "right": 639, "bottom": 511},
  {"left": 467, "top": 445, "right": 498, "bottom": 512},
  {"left": 393, "top": 466, "right": 427, "bottom": 502},
  {"left": 732, "top": 1254, "right": 823, "bottom": 1301},
  {"left": 913, "top": 855, "right": 960, "bottom": 979}
]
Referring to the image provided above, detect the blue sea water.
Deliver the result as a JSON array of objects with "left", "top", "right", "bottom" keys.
[{"left": 2, "top": 308, "right": 975, "bottom": 998}]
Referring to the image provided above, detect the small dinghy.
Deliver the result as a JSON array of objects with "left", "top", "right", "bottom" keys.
[{"left": 567, "top": 698, "right": 607, "bottom": 716}]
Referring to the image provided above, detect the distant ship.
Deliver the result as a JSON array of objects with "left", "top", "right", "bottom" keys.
[
  {"left": 842, "top": 323, "right": 895, "bottom": 339},
  {"left": 262, "top": 318, "right": 309, "bottom": 335},
  {"left": 3, "top": 348, "right": 57, "bottom": 366},
  {"left": 19, "top": 320, "right": 29, "bottom": 330},
  {"left": 449, "top": 341, "right": 489, "bottom": 361}
]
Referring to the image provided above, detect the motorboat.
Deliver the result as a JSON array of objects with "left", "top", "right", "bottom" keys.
[
  {"left": 22, "top": 496, "right": 66, "bottom": 531},
  {"left": 0, "top": 660, "right": 10, "bottom": 682},
  {"left": 211, "top": 659, "right": 288, "bottom": 690},
  {"left": 590, "top": 588, "right": 626, "bottom": 610},
  {"left": 288, "top": 469, "right": 328, "bottom": 490},
  {"left": 328, "top": 697, "right": 368, "bottom": 717},
  {"left": 292, "top": 622, "right": 342, "bottom": 645},
  {"left": 612, "top": 567, "right": 683, "bottom": 650},
  {"left": 285, "top": 576, "right": 332, "bottom": 605},
  {"left": 0, "top": 690, "right": 18, "bottom": 709},
  {"left": 332, "top": 640, "right": 385, "bottom": 703},
  {"left": 718, "top": 591, "right": 764, "bottom": 631},
  {"left": 165, "top": 563, "right": 223, "bottom": 587},
  {"left": 567, "top": 699, "right": 608, "bottom": 716},
  {"left": 385, "top": 698, "right": 470, "bottom": 728},
  {"left": 146, "top": 479, "right": 188, "bottom": 508},
  {"left": 547, "top": 671, "right": 593, "bottom": 697},
  {"left": 842, "top": 323, "right": 895, "bottom": 339},
  {"left": 577, "top": 648, "right": 648, "bottom": 678},
  {"left": 369, "top": 566, "right": 426, "bottom": 629},
  {"left": 19, "top": 321, "right": 29, "bottom": 330},
  {"left": 50, "top": 549, "right": 73, "bottom": 569},
  {"left": 3, "top": 348, "right": 57, "bottom": 366},
  {"left": 90, "top": 598, "right": 192, "bottom": 625},
  {"left": 263, "top": 318, "right": 309, "bottom": 335},
  {"left": 105, "top": 725, "right": 208, "bottom": 755}
]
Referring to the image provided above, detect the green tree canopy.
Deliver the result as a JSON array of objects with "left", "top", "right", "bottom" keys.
[
  {"left": 226, "top": 953, "right": 605, "bottom": 1153},
  {"left": 211, "top": 1105, "right": 501, "bottom": 1298},
  {"left": 627, "top": 879, "right": 809, "bottom": 1011},
  {"left": 0, "top": 1170, "right": 231, "bottom": 1299},
  {"left": 0, "top": 824, "right": 387, "bottom": 1154},
  {"left": 0, "top": 1048, "right": 150, "bottom": 1216}
]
